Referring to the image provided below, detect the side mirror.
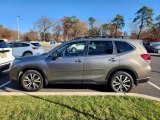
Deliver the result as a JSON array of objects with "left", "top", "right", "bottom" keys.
[
  {"left": 52, "top": 54, "right": 58, "bottom": 60},
  {"left": 52, "top": 53, "right": 62, "bottom": 60}
]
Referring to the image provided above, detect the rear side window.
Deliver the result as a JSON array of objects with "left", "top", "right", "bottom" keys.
[
  {"left": 31, "top": 43, "right": 41, "bottom": 47},
  {"left": 88, "top": 41, "right": 113, "bottom": 55},
  {"left": 22, "top": 43, "right": 30, "bottom": 47},
  {"left": 0, "top": 40, "right": 8, "bottom": 48},
  {"left": 115, "top": 41, "right": 134, "bottom": 53}
]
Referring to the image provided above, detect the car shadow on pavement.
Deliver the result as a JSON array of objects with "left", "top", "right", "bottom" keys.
[
  {"left": 43, "top": 84, "right": 112, "bottom": 92},
  {"left": 2, "top": 82, "right": 112, "bottom": 92},
  {"left": 25, "top": 93, "right": 102, "bottom": 120},
  {"left": 151, "top": 70, "right": 160, "bottom": 74}
]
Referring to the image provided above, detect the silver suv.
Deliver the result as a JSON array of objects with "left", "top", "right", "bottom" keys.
[{"left": 9, "top": 38, "right": 151, "bottom": 92}]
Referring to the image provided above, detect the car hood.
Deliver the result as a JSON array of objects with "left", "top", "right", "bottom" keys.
[{"left": 17, "top": 53, "right": 47, "bottom": 61}]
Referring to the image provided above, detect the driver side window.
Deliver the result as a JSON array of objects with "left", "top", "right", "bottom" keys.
[{"left": 55, "top": 41, "right": 86, "bottom": 57}]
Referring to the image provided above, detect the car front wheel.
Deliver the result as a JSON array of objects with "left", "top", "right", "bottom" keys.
[
  {"left": 109, "top": 71, "right": 133, "bottom": 92},
  {"left": 20, "top": 70, "right": 43, "bottom": 91}
]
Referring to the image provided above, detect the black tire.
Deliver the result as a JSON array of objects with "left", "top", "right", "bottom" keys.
[
  {"left": 20, "top": 70, "right": 43, "bottom": 92},
  {"left": 109, "top": 71, "right": 133, "bottom": 92},
  {"left": 23, "top": 52, "right": 32, "bottom": 56}
]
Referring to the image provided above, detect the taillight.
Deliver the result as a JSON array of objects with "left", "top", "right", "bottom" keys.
[
  {"left": 141, "top": 54, "right": 151, "bottom": 60},
  {"left": 32, "top": 47, "right": 38, "bottom": 50}
]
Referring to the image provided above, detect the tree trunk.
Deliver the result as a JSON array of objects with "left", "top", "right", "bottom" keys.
[
  {"left": 43, "top": 32, "right": 45, "bottom": 42},
  {"left": 115, "top": 26, "right": 117, "bottom": 38},
  {"left": 137, "top": 27, "right": 142, "bottom": 39},
  {"left": 137, "top": 20, "right": 143, "bottom": 39},
  {"left": 158, "top": 29, "right": 160, "bottom": 41}
]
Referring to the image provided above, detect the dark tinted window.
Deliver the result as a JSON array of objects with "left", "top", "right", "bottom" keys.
[
  {"left": 8, "top": 43, "right": 14, "bottom": 47},
  {"left": 115, "top": 41, "right": 134, "bottom": 53},
  {"left": 13, "top": 43, "right": 20, "bottom": 47},
  {"left": 88, "top": 41, "right": 113, "bottom": 55},
  {"left": 0, "top": 40, "right": 8, "bottom": 48},
  {"left": 31, "top": 43, "right": 41, "bottom": 47},
  {"left": 22, "top": 43, "right": 30, "bottom": 47}
]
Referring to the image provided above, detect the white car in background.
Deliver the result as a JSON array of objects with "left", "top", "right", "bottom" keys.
[
  {"left": 0, "top": 40, "right": 15, "bottom": 72},
  {"left": 8, "top": 42, "right": 44, "bottom": 57},
  {"left": 153, "top": 44, "right": 160, "bottom": 53}
]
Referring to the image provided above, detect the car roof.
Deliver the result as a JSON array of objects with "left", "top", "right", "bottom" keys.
[{"left": 69, "top": 37, "right": 141, "bottom": 43}]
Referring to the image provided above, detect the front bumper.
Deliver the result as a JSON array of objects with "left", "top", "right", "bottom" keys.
[{"left": 9, "top": 65, "right": 20, "bottom": 82}]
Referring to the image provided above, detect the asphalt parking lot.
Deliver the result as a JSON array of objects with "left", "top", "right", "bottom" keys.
[{"left": 0, "top": 46, "right": 160, "bottom": 98}]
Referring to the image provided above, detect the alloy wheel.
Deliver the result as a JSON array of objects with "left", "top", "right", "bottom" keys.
[
  {"left": 112, "top": 75, "right": 132, "bottom": 92},
  {"left": 22, "top": 73, "right": 42, "bottom": 90}
]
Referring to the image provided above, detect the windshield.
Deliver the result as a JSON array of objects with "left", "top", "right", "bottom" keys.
[{"left": 0, "top": 40, "right": 9, "bottom": 48}]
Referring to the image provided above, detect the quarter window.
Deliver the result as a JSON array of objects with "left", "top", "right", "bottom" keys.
[
  {"left": 22, "top": 43, "right": 30, "bottom": 47},
  {"left": 88, "top": 41, "right": 113, "bottom": 55},
  {"left": 115, "top": 41, "right": 134, "bottom": 53}
]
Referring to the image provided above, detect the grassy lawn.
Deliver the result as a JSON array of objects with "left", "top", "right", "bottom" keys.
[{"left": 0, "top": 95, "right": 160, "bottom": 120}]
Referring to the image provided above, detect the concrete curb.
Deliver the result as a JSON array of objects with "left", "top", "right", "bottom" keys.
[{"left": 0, "top": 92, "right": 160, "bottom": 102}]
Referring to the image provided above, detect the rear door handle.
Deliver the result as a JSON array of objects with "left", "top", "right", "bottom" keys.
[
  {"left": 109, "top": 58, "right": 117, "bottom": 62},
  {"left": 75, "top": 59, "right": 82, "bottom": 63}
]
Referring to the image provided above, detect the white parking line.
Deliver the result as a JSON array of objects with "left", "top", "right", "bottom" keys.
[
  {"left": 0, "top": 81, "right": 11, "bottom": 89},
  {"left": 148, "top": 82, "right": 160, "bottom": 91}
]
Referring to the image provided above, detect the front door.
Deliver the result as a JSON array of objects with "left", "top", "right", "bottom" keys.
[{"left": 46, "top": 41, "right": 86, "bottom": 83}]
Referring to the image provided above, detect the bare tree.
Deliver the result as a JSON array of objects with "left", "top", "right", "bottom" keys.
[{"left": 34, "top": 16, "right": 54, "bottom": 41}]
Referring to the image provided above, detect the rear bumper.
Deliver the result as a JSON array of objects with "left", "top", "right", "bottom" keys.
[
  {"left": 0, "top": 62, "right": 11, "bottom": 71},
  {"left": 137, "top": 77, "right": 150, "bottom": 84}
]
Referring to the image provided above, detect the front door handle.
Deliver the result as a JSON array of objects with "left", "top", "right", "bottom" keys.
[
  {"left": 109, "top": 58, "right": 117, "bottom": 62},
  {"left": 75, "top": 59, "right": 82, "bottom": 63}
]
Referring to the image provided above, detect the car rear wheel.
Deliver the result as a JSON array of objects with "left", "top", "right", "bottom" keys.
[
  {"left": 20, "top": 70, "right": 43, "bottom": 91},
  {"left": 109, "top": 71, "right": 133, "bottom": 92}
]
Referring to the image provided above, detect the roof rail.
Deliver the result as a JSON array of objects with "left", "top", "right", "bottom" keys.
[
  {"left": 73, "top": 36, "right": 111, "bottom": 40},
  {"left": 72, "top": 35, "right": 128, "bottom": 40}
]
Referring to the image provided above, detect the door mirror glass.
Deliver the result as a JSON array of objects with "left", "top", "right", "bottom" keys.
[{"left": 52, "top": 53, "right": 61, "bottom": 60}]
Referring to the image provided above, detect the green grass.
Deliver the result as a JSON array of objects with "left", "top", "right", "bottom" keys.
[{"left": 0, "top": 95, "right": 160, "bottom": 120}]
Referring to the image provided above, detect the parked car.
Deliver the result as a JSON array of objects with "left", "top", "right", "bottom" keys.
[
  {"left": 153, "top": 44, "right": 160, "bottom": 53},
  {"left": 9, "top": 37, "right": 151, "bottom": 92},
  {"left": 0, "top": 40, "right": 15, "bottom": 72},
  {"left": 144, "top": 42, "right": 160, "bottom": 53},
  {"left": 8, "top": 42, "right": 44, "bottom": 57}
]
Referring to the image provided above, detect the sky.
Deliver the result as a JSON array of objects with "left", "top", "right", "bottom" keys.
[{"left": 0, "top": 0, "right": 160, "bottom": 33}]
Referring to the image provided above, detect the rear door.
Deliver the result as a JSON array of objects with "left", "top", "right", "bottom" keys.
[
  {"left": 11, "top": 43, "right": 30, "bottom": 57},
  {"left": 83, "top": 40, "right": 119, "bottom": 83},
  {"left": 10, "top": 43, "right": 22, "bottom": 57}
]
